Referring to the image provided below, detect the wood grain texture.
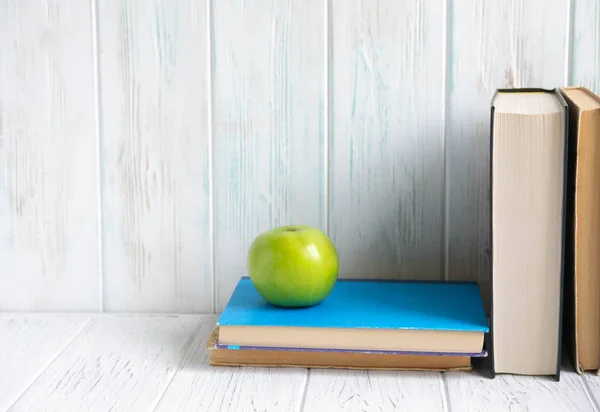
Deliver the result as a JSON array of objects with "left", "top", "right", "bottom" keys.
[
  {"left": 444, "top": 370, "right": 596, "bottom": 412},
  {"left": 2, "top": 315, "right": 600, "bottom": 411},
  {"left": 212, "top": 0, "right": 325, "bottom": 310},
  {"left": 8, "top": 316, "right": 202, "bottom": 412},
  {"left": 0, "top": 315, "right": 89, "bottom": 411},
  {"left": 445, "top": 0, "right": 568, "bottom": 310},
  {"left": 0, "top": 0, "right": 100, "bottom": 311},
  {"left": 570, "top": 0, "right": 600, "bottom": 93},
  {"left": 98, "top": 0, "right": 212, "bottom": 312},
  {"left": 3, "top": 1, "right": 600, "bottom": 313},
  {"left": 303, "top": 369, "right": 448, "bottom": 412},
  {"left": 329, "top": 0, "right": 445, "bottom": 280},
  {"left": 155, "top": 315, "right": 308, "bottom": 412}
]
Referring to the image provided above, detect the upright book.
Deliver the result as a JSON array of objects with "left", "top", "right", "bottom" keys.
[
  {"left": 489, "top": 88, "right": 568, "bottom": 380},
  {"left": 560, "top": 87, "right": 600, "bottom": 374}
]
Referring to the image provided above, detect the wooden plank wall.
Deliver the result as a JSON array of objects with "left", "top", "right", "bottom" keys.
[{"left": 0, "top": 0, "right": 599, "bottom": 313}]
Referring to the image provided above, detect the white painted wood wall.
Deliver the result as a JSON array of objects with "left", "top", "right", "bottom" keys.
[{"left": 1, "top": 0, "right": 599, "bottom": 313}]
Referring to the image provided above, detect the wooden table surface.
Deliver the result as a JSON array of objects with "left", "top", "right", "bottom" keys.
[{"left": 1, "top": 314, "right": 598, "bottom": 412}]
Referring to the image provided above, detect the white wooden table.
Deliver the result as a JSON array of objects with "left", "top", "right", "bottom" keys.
[{"left": 0, "top": 314, "right": 598, "bottom": 412}]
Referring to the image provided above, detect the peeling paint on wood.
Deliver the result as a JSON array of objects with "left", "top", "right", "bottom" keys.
[
  {"left": 1, "top": 0, "right": 600, "bottom": 312},
  {"left": 99, "top": 0, "right": 212, "bottom": 313},
  {"left": 570, "top": 0, "right": 600, "bottom": 92},
  {"left": 212, "top": 0, "right": 325, "bottom": 311},
  {"left": 445, "top": 370, "right": 596, "bottom": 412},
  {"left": 4, "top": 315, "right": 598, "bottom": 411},
  {"left": 304, "top": 369, "right": 448, "bottom": 412},
  {"left": 329, "top": 0, "right": 445, "bottom": 281},
  {"left": 0, "top": 0, "right": 100, "bottom": 311},
  {"left": 446, "top": 0, "right": 568, "bottom": 311},
  {"left": 0, "top": 315, "right": 89, "bottom": 410},
  {"left": 6, "top": 316, "right": 203, "bottom": 411}
]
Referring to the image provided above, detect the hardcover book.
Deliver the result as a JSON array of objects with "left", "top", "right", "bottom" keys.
[
  {"left": 560, "top": 86, "right": 600, "bottom": 375},
  {"left": 216, "top": 277, "right": 489, "bottom": 356},
  {"left": 489, "top": 88, "right": 568, "bottom": 381},
  {"left": 206, "top": 327, "right": 477, "bottom": 372}
]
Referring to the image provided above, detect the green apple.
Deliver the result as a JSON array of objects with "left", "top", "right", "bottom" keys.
[{"left": 247, "top": 225, "right": 339, "bottom": 307}]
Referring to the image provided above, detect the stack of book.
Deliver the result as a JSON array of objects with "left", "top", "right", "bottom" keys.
[
  {"left": 488, "top": 86, "right": 600, "bottom": 381},
  {"left": 208, "top": 277, "right": 489, "bottom": 371}
]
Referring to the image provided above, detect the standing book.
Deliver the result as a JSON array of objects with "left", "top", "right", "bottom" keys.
[
  {"left": 489, "top": 88, "right": 568, "bottom": 381},
  {"left": 560, "top": 87, "right": 600, "bottom": 375}
]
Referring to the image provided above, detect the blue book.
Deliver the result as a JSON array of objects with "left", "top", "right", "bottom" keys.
[{"left": 217, "top": 277, "right": 489, "bottom": 355}]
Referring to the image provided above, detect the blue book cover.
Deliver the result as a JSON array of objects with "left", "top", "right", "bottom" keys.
[{"left": 218, "top": 277, "right": 489, "bottom": 333}]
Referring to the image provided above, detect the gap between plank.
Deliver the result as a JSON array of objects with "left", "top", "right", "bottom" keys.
[
  {"left": 296, "top": 369, "right": 310, "bottom": 412},
  {"left": 441, "top": 372, "right": 452, "bottom": 412},
  {"left": 324, "top": 0, "right": 331, "bottom": 236},
  {"left": 4, "top": 318, "right": 93, "bottom": 411},
  {"left": 442, "top": 0, "right": 452, "bottom": 281},
  {"left": 91, "top": 0, "right": 104, "bottom": 313},
  {"left": 581, "top": 375, "right": 600, "bottom": 412},
  {"left": 207, "top": 0, "right": 217, "bottom": 315},
  {"left": 564, "top": 0, "right": 575, "bottom": 86}
]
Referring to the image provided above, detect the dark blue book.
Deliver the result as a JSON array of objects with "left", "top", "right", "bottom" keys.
[{"left": 217, "top": 277, "right": 489, "bottom": 356}]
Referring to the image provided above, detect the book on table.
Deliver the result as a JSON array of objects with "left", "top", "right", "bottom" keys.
[
  {"left": 208, "top": 276, "right": 489, "bottom": 371},
  {"left": 559, "top": 87, "right": 600, "bottom": 375},
  {"left": 489, "top": 88, "right": 568, "bottom": 381}
]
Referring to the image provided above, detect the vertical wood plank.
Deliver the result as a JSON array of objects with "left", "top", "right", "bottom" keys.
[
  {"left": 99, "top": 0, "right": 212, "bottom": 312},
  {"left": 303, "top": 370, "right": 448, "bottom": 412},
  {"left": 0, "top": 0, "right": 100, "bottom": 311},
  {"left": 446, "top": 0, "right": 568, "bottom": 310},
  {"left": 0, "top": 315, "right": 90, "bottom": 410},
  {"left": 154, "top": 316, "right": 308, "bottom": 412},
  {"left": 329, "top": 0, "right": 446, "bottom": 280},
  {"left": 7, "top": 316, "right": 203, "bottom": 412},
  {"left": 212, "top": 0, "right": 325, "bottom": 310},
  {"left": 570, "top": 0, "right": 600, "bottom": 93}
]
